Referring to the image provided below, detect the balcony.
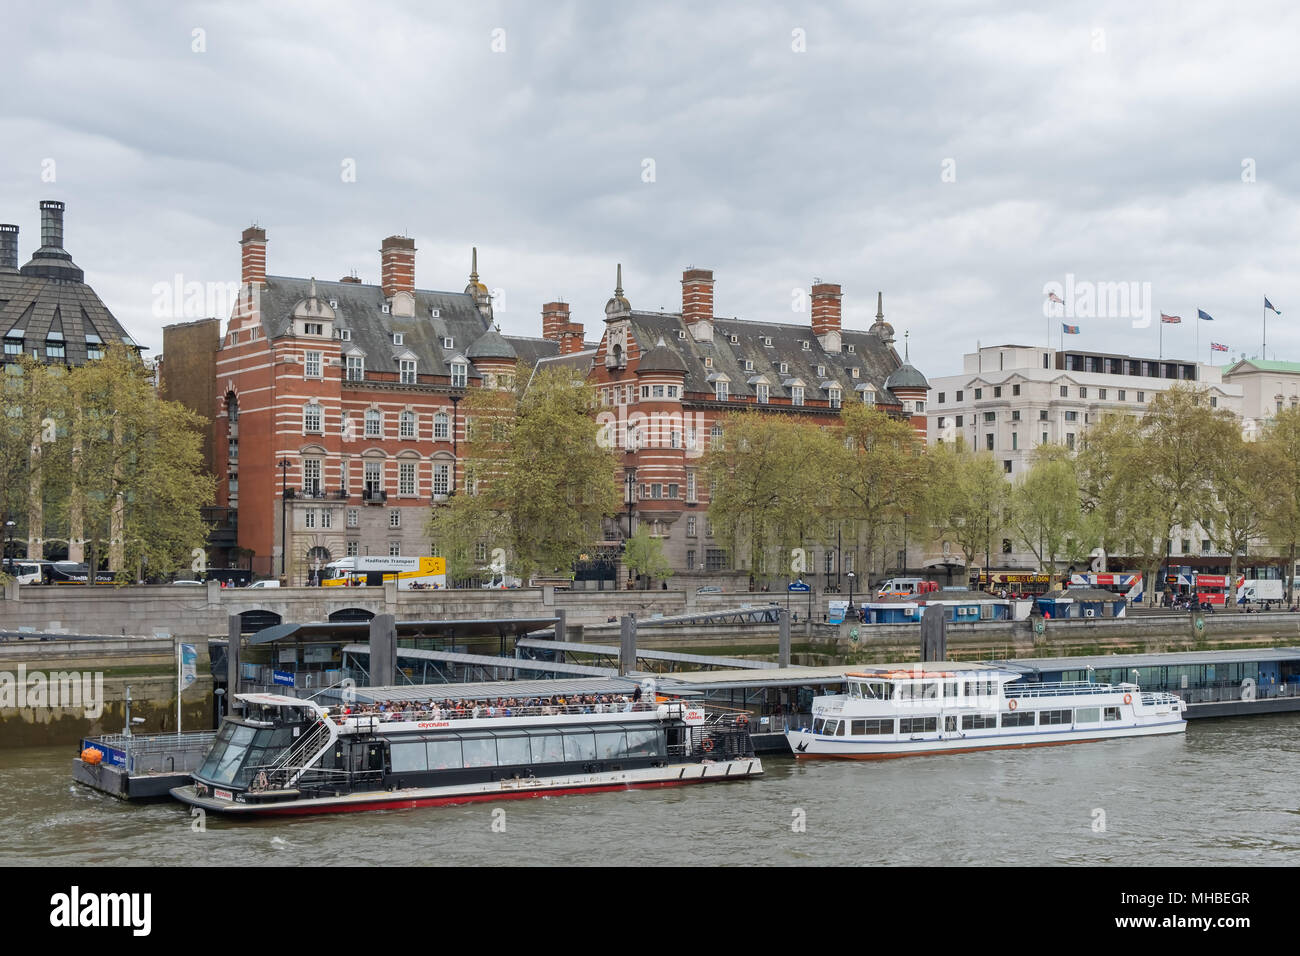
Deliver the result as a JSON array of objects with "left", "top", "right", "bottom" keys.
[{"left": 363, "top": 488, "right": 387, "bottom": 504}]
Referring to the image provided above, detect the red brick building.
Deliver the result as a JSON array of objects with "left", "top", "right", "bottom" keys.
[{"left": 214, "top": 229, "right": 563, "bottom": 581}]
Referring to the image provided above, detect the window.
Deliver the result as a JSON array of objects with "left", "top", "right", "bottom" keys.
[
  {"left": 1060, "top": 385, "right": 1068, "bottom": 397},
  {"left": 399, "top": 462, "right": 416, "bottom": 496},
  {"left": 1137, "top": 391, "right": 1145, "bottom": 402},
  {"left": 955, "top": 390, "right": 963, "bottom": 401},
  {"left": 389, "top": 509, "right": 402, "bottom": 528},
  {"left": 347, "top": 509, "right": 359, "bottom": 528},
  {"left": 1210, "top": 396, "right": 1217, "bottom": 408},
  {"left": 974, "top": 388, "right": 982, "bottom": 399},
  {"left": 400, "top": 359, "right": 417, "bottom": 384},
  {"left": 791, "top": 386, "right": 804, "bottom": 406},
  {"left": 434, "top": 411, "right": 449, "bottom": 440},
  {"left": 304, "top": 322, "right": 323, "bottom": 336},
  {"left": 365, "top": 408, "right": 381, "bottom": 437},
  {"left": 993, "top": 386, "right": 1002, "bottom": 398},
  {"left": 801, "top": 341, "right": 811, "bottom": 351},
  {"left": 1004, "top": 460, "right": 1012, "bottom": 474},
  {"left": 433, "top": 464, "right": 450, "bottom": 495},
  {"left": 667, "top": 483, "right": 679, "bottom": 500},
  {"left": 962, "top": 714, "right": 997, "bottom": 730},
  {"left": 1118, "top": 389, "right": 1126, "bottom": 401},
  {"left": 705, "top": 548, "right": 727, "bottom": 571},
  {"left": 640, "top": 385, "right": 650, "bottom": 399},
  {"left": 983, "top": 411, "right": 996, "bottom": 423},
  {"left": 304, "top": 351, "right": 322, "bottom": 377},
  {"left": 667, "top": 385, "right": 679, "bottom": 398},
  {"left": 899, "top": 717, "right": 938, "bottom": 734},
  {"left": 1001, "top": 711, "right": 1034, "bottom": 727},
  {"left": 1104, "top": 707, "right": 1121, "bottom": 721},
  {"left": 304, "top": 509, "right": 316, "bottom": 529},
  {"left": 652, "top": 384, "right": 665, "bottom": 398},
  {"left": 670, "top": 430, "right": 681, "bottom": 449},
  {"left": 45, "top": 339, "right": 66, "bottom": 359},
  {"left": 816, "top": 365, "right": 826, "bottom": 377},
  {"left": 1065, "top": 433, "right": 1075, "bottom": 450},
  {"left": 1011, "top": 410, "right": 1021, "bottom": 421},
  {"left": 389, "top": 542, "right": 402, "bottom": 556},
  {"left": 1012, "top": 384, "right": 1021, "bottom": 396},
  {"left": 955, "top": 415, "right": 963, "bottom": 427},
  {"left": 1064, "top": 411, "right": 1078, "bottom": 422},
  {"left": 1011, "top": 432, "right": 1018, "bottom": 450},
  {"left": 1039, "top": 709, "right": 1071, "bottom": 726},
  {"left": 397, "top": 410, "right": 416, "bottom": 439},
  {"left": 938, "top": 392, "right": 946, "bottom": 404},
  {"left": 1098, "top": 388, "right": 1107, "bottom": 400},
  {"left": 847, "top": 344, "right": 855, "bottom": 353},
  {"left": 1181, "top": 538, "right": 1191, "bottom": 554},
  {"left": 704, "top": 357, "right": 713, "bottom": 368},
  {"left": 1042, "top": 431, "right": 1048, "bottom": 444},
  {"left": 364, "top": 461, "right": 382, "bottom": 493},
  {"left": 687, "top": 515, "right": 697, "bottom": 537},
  {"left": 346, "top": 355, "right": 364, "bottom": 381},
  {"left": 321, "top": 509, "right": 333, "bottom": 529},
  {"left": 686, "top": 550, "right": 696, "bottom": 570},
  {"left": 451, "top": 362, "right": 467, "bottom": 388},
  {"left": 914, "top": 400, "right": 924, "bottom": 412},
  {"left": 779, "top": 362, "right": 788, "bottom": 374},
  {"left": 1079, "top": 387, "right": 1087, "bottom": 398},
  {"left": 4, "top": 337, "right": 23, "bottom": 356},
  {"left": 1039, "top": 409, "right": 1048, "bottom": 421},
  {"left": 851, "top": 367, "right": 859, "bottom": 378},
  {"left": 302, "top": 459, "right": 322, "bottom": 495},
  {"left": 986, "top": 434, "right": 994, "bottom": 450},
  {"left": 756, "top": 383, "right": 769, "bottom": 404},
  {"left": 346, "top": 541, "right": 358, "bottom": 556},
  {"left": 711, "top": 423, "right": 723, "bottom": 448},
  {"left": 715, "top": 381, "right": 728, "bottom": 401},
  {"left": 828, "top": 387, "right": 841, "bottom": 409},
  {"left": 762, "top": 336, "right": 773, "bottom": 347},
  {"left": 303, "top": 403, "right": 323, "bottom": 433}
]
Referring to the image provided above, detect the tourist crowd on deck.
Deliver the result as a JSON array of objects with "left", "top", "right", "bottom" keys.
[{"left": 324, "top": 691, "right": 656, "bottom": 722}]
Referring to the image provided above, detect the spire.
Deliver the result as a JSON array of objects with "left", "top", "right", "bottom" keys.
[
  {"left": 616, "top": 263, "right": 624, "bottom": 297},
  {"left": 605, "top": 262, "right": 631, "bottom": 318},
  {"left": 876, "top": 291, "right": 884, "bottom": 321},
  {"left": 470, "top": 246, "right": 479, "bottom": 284},
  {"left": 904, "top": 330, "right": 909, "bottom": 362}
]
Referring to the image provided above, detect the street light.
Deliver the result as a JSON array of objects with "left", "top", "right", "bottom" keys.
[
  {"left": 4, "top": 519, "right": 14, "bottom": 574},
  {"left": 624, "top": 466, "right": 636, "bottom": 588},
  {"left": 847, "top": 570, "right": 856, "bottom": 611},
  {"left": 277, "top": 457, "right": 291, "bottom": 577},
  {"left": 449, "top": 393, "right": 462, "bottom": 496}
]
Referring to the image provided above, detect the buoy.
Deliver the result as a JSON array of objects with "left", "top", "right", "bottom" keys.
[{"left": 81, "top": 748, "right": 103, "bottom": 765}]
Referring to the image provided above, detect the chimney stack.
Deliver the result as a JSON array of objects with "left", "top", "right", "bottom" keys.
[
  {"left": 542, "top": 301, "right": 586, "bottom": 355},
  {"left": 811, "top": 281, "right": 843, "bottom": 350},
  {"left": 339, "top": 274, "right": 362, "bottom": 284},
  {"left": 39, "top": 200, "right": 66, "bottom": 250},
  {"left": 0, "top": 224, "right": 17, "bottom": 272},
  {"left": 380, "top": 235, "right": 416, "bottom": 299},
  {"left": 240, "top": 226, "right": 267, "bottom": 287},
  {"left": 681, "top": 268, "right": 714, "bottom": 342}
]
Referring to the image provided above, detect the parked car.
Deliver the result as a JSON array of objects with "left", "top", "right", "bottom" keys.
[
  {"left": 246, "top": 579, "right": 281, "bottom": 588},
  {"left": 697, "top": 585, "right": 723, "bottom": 593},
  {"left": 170, "top": 579, "right": 204, "bottom": 586}
]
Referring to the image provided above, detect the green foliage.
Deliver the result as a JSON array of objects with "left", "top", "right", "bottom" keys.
[
  {"left": 623, "top": 524, "right": 673, "bottom": 584},
  {"left": 924, "top": 441, "right": 1009, "bottom": 575},
  {"left": 1006, "top": 444, "right": 1082, "bottom": 572}
]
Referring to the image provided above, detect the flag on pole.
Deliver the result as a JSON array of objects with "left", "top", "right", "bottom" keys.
[
  {"left": 180, "top": 643, "right": 197, "bottom": 689},
  {"left": 1211, "top": 342, "right": 1229, "bottom": 352},
  {"left": 1266, "top": 298, "right": 1281, "bottom": 315},
  {"left": 1062, "top": 323, "right": 1080, "bottom": 335},
  {"left": 1160, "top": 313, "right": 1182, "bottom": 324},
  {"left": 1197, "top": 309, "right": 1214, "bottom": 321},
  {"left": 1047, "top": 291, "right": 1064, "bottom": 304}
]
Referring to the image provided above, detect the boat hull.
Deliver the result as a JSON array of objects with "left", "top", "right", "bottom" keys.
[
  {"left": 172, "top": 757, "right": 762, "bottom": 816},
  {"left": 787, "top": 719, "right": 1185, "bottom": 759}
]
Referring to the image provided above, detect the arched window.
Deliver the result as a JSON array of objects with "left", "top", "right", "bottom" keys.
[
  {"left": 303, "top": 403, "right": 323, "bottom": 433},
  {"left": 434, "top": 411, "right": 449, "bottom": 440},
  {"left": 365, "top": 408, "right": 382, "bottom": 438},
  {"left": 399, "top": 410, "right": 416, "bottom": 439}
]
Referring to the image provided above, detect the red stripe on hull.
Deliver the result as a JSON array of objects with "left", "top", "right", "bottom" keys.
[
  {"left": 246, "top": 775, "right": 729, "bottom": 816},
  {"left": 794, "top": 736, "right": 1111, "bottom": 760}
]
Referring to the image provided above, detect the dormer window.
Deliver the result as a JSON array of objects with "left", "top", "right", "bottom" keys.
[
  {"left": 382, "top": 303, "right": 391, "bottom": 314},
  {"left": 704, "top": 357, "right": 713, "bottom": 369},
  {"left": 802, "top": 340, "right": 811, "bottom": 351},
  {"left": 431, "top": 308, "right": 440, "bottom": 318},
  {"left": 779, "top": 362, "right": 788, "bottom": 374},
  {"left": 677, "top": 330, "right": 686, "bottom": 340},
  {"left": 828, "top": 387, "right": 842, "bottom": 409},
  {"left": 451, "top": 361, "right": 468, "bottom": 388},
  {"left": 400, "top": 358, "right": 417, "bottom": 385},
  {"left": 851, "top": 368, "right": 860, "bottom": 378},
  {"left": 756, "top": 383, "right": 769, "bottom": 404},
  {"left": 762, "top": 337, "right": 773, "bottom": 347},
  {"left": 328, "top": 298, "right": 338, "bottom": 309},
  {"left": 338, "top": 329, "right": 352, "bottom": 341},
  {"left": 715, "top": 380, "right": 729, "bottom": 401},
  {"left": 848, "top": 344, "right": 856, "bottom": 353},
  {"left": 392, "top": 333, "right": 404, "bottom": 346},
  {"left": 304, "top": 322, "right": 323, "bottom": 336},
  {"left": 817, "top": 365, "right": 826, "bottom": 377},
  {"left": 791, "top": 385, "right": 805, "bottom": 406},
  {"left": 442, "top": 337, "right": 454, "bottom": 349},
  {"left": 730, "top": 334, "right": 739, "bottom": 344},
  {"left": 346, "top": 354, "right": 365, "bottom": 381},
  {"left": 744, "top": 359, "right": 754, "bottom": 371}
]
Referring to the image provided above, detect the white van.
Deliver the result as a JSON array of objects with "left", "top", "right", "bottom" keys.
[
  {"left": 247, "top": 579, "right": 282, "bottom": 589},
  {"left": 7, "top": 561, "right": 45, "bottom": 585},
  {"left": 875, "top": 577, "right": 933, "bottom": 599}
]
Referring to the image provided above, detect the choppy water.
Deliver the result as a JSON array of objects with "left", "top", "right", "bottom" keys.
[{"left": 2, "top": 715, "right": 1297, "bottom": 866}]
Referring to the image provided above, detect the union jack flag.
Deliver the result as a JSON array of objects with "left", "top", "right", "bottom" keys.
[
  {"left": 1211, "top": 342, "right": 1229, "bottom": 352},
  {"left": 1160, "top": 313, "right": 1181, "bottom": 324}
]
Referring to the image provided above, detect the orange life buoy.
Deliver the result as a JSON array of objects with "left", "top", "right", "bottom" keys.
[
  {"left": 80, "top": 747, "right": 103, "bottom": 765},
  {"left": 1008, "top": 699, "right": 1017, "bottom": 711},
  {"left": 702, "top": 738, "right": 714, "bottom": 752},
  {"left": 736, "top": 715, "right": 749, "bottom": 725},
  {"left": 1123, "top": 693, "right": 1132, "bottom": 704}
]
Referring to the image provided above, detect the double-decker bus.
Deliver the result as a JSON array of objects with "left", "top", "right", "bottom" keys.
[{"left": 320, "top": 556, "right": 446, "bottom": 590}]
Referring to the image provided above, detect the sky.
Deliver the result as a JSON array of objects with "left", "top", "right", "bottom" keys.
[{"left": 3, "top": 0, "right": 1299, "bottom": 376}]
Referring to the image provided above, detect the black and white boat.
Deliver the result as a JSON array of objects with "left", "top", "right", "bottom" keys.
[{"left": 171, "top": 691, "right": 761, "bottom": 816}]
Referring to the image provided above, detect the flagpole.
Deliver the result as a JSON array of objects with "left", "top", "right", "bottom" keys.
[
  {"left": 1264, "top": 299, "right": 1267, "bottom": 357},
  {"left": 1159, "top": 315, "right": 1163, "bottom": 360},
  {"left": 176, "top": 640, "right": 182, "bottom": 737}
]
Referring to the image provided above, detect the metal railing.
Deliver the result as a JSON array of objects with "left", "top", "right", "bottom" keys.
[
  {"left": 81, "top": 731, "right": 216, "bottom": 774},
  {"left": 1004, "top": 681, "right": 1132, "bottom": 699}
]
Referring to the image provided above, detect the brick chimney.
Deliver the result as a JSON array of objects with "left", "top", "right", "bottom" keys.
[
  {"left": 0, "top": 224, "right": 17, "bottom": 272},
  {"left": 682, "top": 268, "right": 714, "bottom": 342},
  {"left": 339, "top": 274, "right": 362, "bottom": 284},
  {"left": 812, "top": 281, "right": 842, "bottom": 351},
  {"left": 380, "top": 235, "right": 416, "bottom": 298},
  {"left": 542, "top": 301, "right": 586, "bottom": 355},
  {"left": 240, "top": 226, "right": 267, "bottom": 287}
]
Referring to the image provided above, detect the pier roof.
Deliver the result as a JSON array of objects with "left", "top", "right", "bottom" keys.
[{"left": 1003, "top": 647, "right": 1300, "bottom": 674}]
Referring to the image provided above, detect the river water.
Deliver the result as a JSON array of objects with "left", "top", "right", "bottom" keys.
[{"left": 2, "top": 714, "right": 1297, "bottom": 866}]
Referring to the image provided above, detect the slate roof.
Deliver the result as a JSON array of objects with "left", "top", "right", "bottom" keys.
[
  {"left": 257, "top": 276, "right": 558, "bottom": 380},
  {"left": 619, "top": 310, "right": 905, "bottom": 405},
  {"left": 465, "top": 325, "right": 517, "bottom": 361},
  {"left": 0, "top": 270, "right": 139, "bottom": 366}
]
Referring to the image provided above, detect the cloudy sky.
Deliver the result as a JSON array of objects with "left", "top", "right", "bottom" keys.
[{"left": 4, "top": 1, "right": 1299, "bottom": 375}]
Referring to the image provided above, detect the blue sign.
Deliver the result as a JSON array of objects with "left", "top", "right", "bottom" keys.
[
  {"left": 788, "top": 581, "right": 811, "bottom": 592},
  {"left": 272, "top": 670, "right": 296, "bottom": 687}
]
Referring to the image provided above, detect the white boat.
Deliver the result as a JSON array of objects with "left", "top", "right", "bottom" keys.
[
  {"left": 172, "top": 692, "right": 762, "bottom": 816},
  {"left": 786, "top": 665, "right": 1187, "bottom": 759}
]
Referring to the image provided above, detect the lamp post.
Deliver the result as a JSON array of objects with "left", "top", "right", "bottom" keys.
[
  {"left": 4, "top": 519, "right": 14, "bottom": 574},
  {"left": 847, "top": 570, "right": 856, "bottom": 612},
  {"left": 277, "top": 457, "right": 291, "bottom": 578},
  {"left": 624, "top": 465, "right": 636, "bottom": 587},
  {"left": 449, "top": 393, "right": 462, "bottom": 495}
]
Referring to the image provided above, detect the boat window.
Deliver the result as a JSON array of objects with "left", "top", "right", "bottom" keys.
[
  {"left": 595, "top": 730, "right": 628, "bottom": 759},
  {"left": 850, "top": 682, "right": 862, "bottom": 698},
  {"left": 872, "top": 682, "right": 891, "bottom": 699},
  {"left": 836, "top": 721, "right": 846, "bottom": 737},
  {"left": 562, "top": 732, "right": 597, "bottom": 762},
  {"left": 496, "top": 735, "right": 531, "bottom": 766},
  {"left": 851, "top": 720, "right": 865, "bottom": 735},
  {"left": 461, "top": 736, "right": 498, "bottom": 768},
  {"left": 1039, "top": 709, "right": 1071, "bottom": 726},
  {"left": 812, "top": 717, "right": 825, "bottom": 734},
  {"left": 1075, "top": 707, "right": 1100, "bottom": 724},
  {"left": 822, "top": 719, "right": 838, "bottom": 736},
  {"left": 625, "top": 727, "right": 662, "bottom": 757},
  {"left": 1001, "top": 711, "right": 1035, "bottom": 727},
  {"left": 529, "top": 734, "right": 565, "bottom": 764},
  {"left": 204, "top": 724, "right": 256, "bottom": 784},
  {"left": 1104, "top": 707, "right": 1121, "bottom": 721},
  {"left": 899, "top": 717, "right": 938, "bottom": 734},
  {"left": 390, "top": 741, "right": 428, "bottom": 773},
  {"left": 921, "top": 682, "right": 939, "bottom": 699},
  {"left": 943, "top": 681, "right": 958, "bottom": 699},
  {"left": 427, "top": 739, "right": 463, "bottom": 769},
  {"left": 859, "top": 719, "right": 893, "bottom": 735},
  {"left": 961, "top": 714, "right": 997, "bottom": 730}
]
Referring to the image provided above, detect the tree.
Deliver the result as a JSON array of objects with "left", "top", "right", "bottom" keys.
[
  {"left": 829, "top": 404, "right": 926, "bottom": 581},
  {"left": 1260, "top": 406, "right": 1300, "bottom": 604},
  {"left": 427, "top": 366, "right": 621, "bottom": 582},
  {"left": 1006, "top": 444, "right": 1082, "bottom": 573},
  {"left": 0, "top": 357, "right": 64, "bottom": 563},
  {"left": 703, "top": 412, "right": 837, "bottom": 582},
  {"left": 1199, "top": 431, "right": 1275, "bottom": 608},
  {"left": 924, "top": 442, "right": 1009, "bottom": 581},
  {"left": 623, "top": 524, "right": 673, "bottom": 587}
]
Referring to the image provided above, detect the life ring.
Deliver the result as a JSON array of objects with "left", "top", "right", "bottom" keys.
[
  {"left": 1008, "top": 699, "right": 1017, "bottom": 711},
  {"left": 1123, "top": 693, "right": 1132, "bottom": 705},
  {"left": 702, "top": 738, "right": 714, "bottom": 752},
  {"left": 735, "top": 715, "right": 749, "bottom": 725}
]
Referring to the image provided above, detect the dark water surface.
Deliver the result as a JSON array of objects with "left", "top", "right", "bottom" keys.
[{"left": 2, "top": 715, "right": 1297, "bottom": 866}]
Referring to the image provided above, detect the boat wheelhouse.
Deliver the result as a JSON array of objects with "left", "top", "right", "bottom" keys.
[
  {"left": 171, "top": 691, "right": 761, "bottom": 815},
  {"left": 786, "top": 665, "right": 1186, "bottom": 759}
]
